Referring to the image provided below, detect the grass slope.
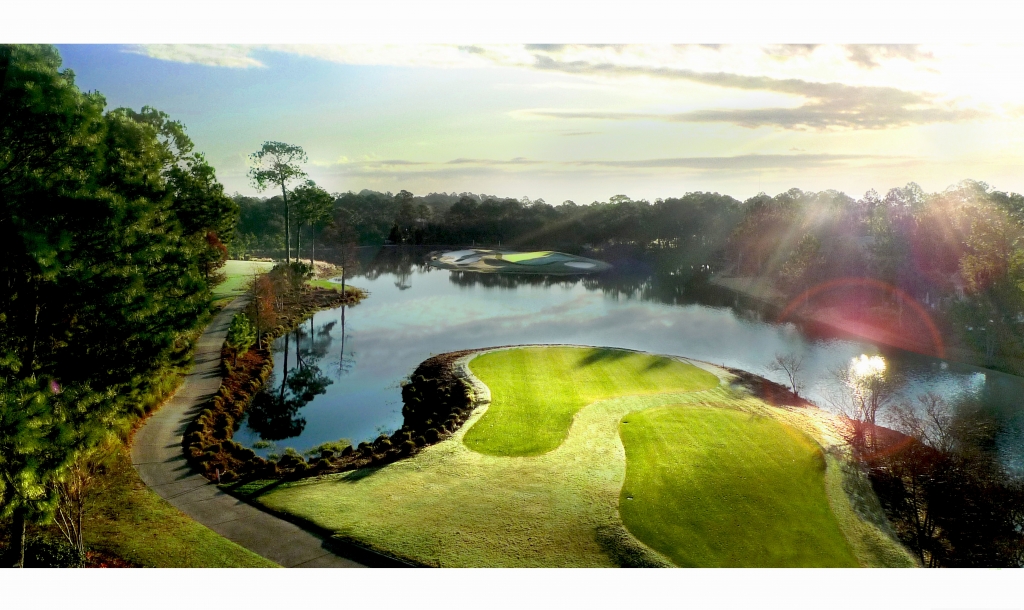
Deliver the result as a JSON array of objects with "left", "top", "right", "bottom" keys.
[
  {"left": 464, "top": 347, "right": 719, "bottom": 456},
  {"left": 619, "top": 406, "right": 858, "bottom": 567},
  {"left": 246, "top": 347, "right": 914, "bottom": 568},
  {"left": 83, "top": 447, "right": 277, "bottom": 568}
]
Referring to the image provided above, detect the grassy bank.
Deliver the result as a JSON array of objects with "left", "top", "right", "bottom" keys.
[
  {"left": 81, "top": 444, "right": 276, "bottom": 568},
  {"left": 306, "top": 279, "right": 361, "bottom": 293},
  {"left": 241, "top": 346, "right": 914, "bottom": 567}
]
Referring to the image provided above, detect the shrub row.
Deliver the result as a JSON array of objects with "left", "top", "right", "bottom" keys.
[
  {"left": 185, "top": 269, "right": 484, "bottom": 485},
  {"left": 275, "top": 349, "right": 483, "bottom": 479},
  {"left": 182, "top": 271, "right": 362, "bottom": 483}
]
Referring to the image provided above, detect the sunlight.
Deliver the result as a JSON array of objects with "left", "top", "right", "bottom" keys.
[{"left": 850, "top": 354, "right": 886, "bottom": 380}]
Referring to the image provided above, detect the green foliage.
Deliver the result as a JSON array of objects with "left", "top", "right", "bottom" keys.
[
  {"left": 292, "top": 179, "right": 335, "bottom": 264},
  {"left": 303, "top": 439, "right": 352, "bottom": 458},
  {"left": 0, "top": 44, "right": 240, "bottom": 560},
  {"left": 225, "top": 313, "right": 256, "bottom": 361},
  {"left": 248, "top": 141, "right": 307, "bottom": 263},
  {"left": 778, "top": 233, "right": 824, "bottom": 290},
  {"left": 24, "top": 535, "right": 83, "bottom": 568}
]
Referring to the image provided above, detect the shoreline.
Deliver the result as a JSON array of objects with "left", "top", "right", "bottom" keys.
[
  {"left": 709, "top": 274, "right": 1023, "bottom": 376},
  {"left": 241, "top": 344, "right": 914, "bottom": 568}
]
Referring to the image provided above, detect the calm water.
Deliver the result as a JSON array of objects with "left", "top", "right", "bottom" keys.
[{"left": 233, "top": 247, "right": 1024, "bottom": 470}]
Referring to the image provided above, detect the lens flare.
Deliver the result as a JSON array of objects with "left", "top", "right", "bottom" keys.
[{"left": 777, "top": 276, "right": 946, "bottom": 359}]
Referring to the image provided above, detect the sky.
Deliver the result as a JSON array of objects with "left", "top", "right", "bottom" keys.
[{"left": 52, "top": 42, "right": 1024, "bottom": 204}]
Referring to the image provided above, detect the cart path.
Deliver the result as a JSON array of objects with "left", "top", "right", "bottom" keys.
[{"left": 131, "top": 296, "right": 366, "bottom": 568}]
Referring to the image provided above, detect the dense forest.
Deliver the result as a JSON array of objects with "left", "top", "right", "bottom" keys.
[{"left": 0, "top": 45, "right": 236, "bottom": 566}]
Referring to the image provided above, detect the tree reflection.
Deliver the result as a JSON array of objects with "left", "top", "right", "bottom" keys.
[
  {"left": 337, "top": 305, "right": 353, "bottom": 378},
  {"left": 246, "top": 325, "right": 334, "bottom": 442}
]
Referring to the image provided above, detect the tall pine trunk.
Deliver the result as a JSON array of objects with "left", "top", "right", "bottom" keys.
[
  {"left": 310, "top": 229, "right": 315, "bottom": 269},
  {"left": 7, "top": 506, "right": 26, "bottom": 567},
  {"left": 281, "top": 332, "right": 289, "bottom": 401},
  {"left": 282, "top": 183, "right": 291, "bottom": 264}
]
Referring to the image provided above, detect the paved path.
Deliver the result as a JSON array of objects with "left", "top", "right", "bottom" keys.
[{"left": 131, "top": 297, "right": 365, "bottom": 568}]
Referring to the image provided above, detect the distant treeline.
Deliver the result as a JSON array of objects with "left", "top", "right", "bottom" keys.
[
  {"left": 234, "top": 180, "right": 1024, "bottom": 373},
  {"left": 233, "top": 189, "right": 743, "bottom": 259}
]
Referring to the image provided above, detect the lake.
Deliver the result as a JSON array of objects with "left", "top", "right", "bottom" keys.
[{"left": 232, "top": 247, "right": 1024, "bottom": 471}]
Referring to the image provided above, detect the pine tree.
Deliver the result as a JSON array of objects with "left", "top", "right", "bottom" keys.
[{"left": 0, "top": 44, "right": 238, "bottom": 565}]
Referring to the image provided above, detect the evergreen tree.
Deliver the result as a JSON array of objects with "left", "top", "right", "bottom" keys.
[
  {"left": 0, "top": 44, "right": 237, "bottom": 565},
  {"left": 248, "top": 142, "right": 307, "bottom": 264},
  {"left": 291, "top": 179, "right": 334, "bottom": 267}
]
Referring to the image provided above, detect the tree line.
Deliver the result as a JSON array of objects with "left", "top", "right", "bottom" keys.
[
  {"left": 235, "top": 176, "right": 1024, "bottom": 373},
  {"left": 0, "top": 45, "right": 237, "bottom": 565}
]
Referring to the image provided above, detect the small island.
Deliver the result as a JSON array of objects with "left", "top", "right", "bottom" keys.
[{"left": 429, "top": 249, "right": 612, "bottom": 274}]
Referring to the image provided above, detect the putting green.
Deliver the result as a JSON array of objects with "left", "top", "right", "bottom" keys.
[
  {"left": 463, "top": 347, "right": 720, "bottom": 456},
  {"left": 502, "top": 251, "right": 553, "bottom": 263},
  {"left": 619, "top": 406, "right": 858, "bottom": 567}
]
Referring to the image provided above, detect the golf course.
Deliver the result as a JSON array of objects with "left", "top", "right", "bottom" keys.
[
  {"left": 240, "top": 345, "right": 916, "bottom": 568},
  {"left": 430, "top": 249, "right": 612, "bottom": 274}
]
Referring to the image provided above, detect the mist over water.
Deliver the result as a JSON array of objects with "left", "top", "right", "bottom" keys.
[{"left": 233, "top": 248, "right": 1024, "bottom": 470}]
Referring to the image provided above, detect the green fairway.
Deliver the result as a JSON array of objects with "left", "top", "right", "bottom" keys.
[
  {"left": 212, "top": 259, "right": 276, "bottom": 302},
  {"left": 464, "top": 347, "right": 719, "bottom": 456},
  {"left": 246, "top": 346, "right": 915, "bottom": 568},
  {"left": 619, "top": 406, "right": 858, "bottom": 567}
]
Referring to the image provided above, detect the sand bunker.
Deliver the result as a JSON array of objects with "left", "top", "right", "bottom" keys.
[{"left": 430, "top": 249, "right": 611, "bottom": 275}]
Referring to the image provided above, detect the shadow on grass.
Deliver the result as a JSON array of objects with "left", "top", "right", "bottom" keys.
[
  {"left": 338, "top": 464, "right": 384, "bottom": 483},
  {"left": 575, "top": 348, "right": 632, "bottom": 369},
  {"left": 225, "top": 478, "right": 287, "bottom": 500},
  {"left": 223, "top": 477, "right": 417, "bottom": 567},
  {"left": 642, "top": 356, "right": 672, "bottom": 372},
  {"left": 725, "top": 367, "right": 814, "bottom": 408},
  {"left": 594, "top": 524, "right": 672, "bottom": 568}
]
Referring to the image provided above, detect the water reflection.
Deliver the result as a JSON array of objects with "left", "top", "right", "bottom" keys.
[
  {"left": 242, "top": 320, "right": 335, "bottom": 441},
  {"left": 232, "top": 246, "right": 1024, "bottom": 468}
]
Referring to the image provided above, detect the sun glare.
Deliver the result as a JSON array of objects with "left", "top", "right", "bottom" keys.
[{"left": 850, "top": 354, "right": 886, "bottom": 379}]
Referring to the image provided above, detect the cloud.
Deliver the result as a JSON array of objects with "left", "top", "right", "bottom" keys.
[
  {"left": 126, "top": 44, "right": 265, "bottom": 68},
  {"left": 844, "top": 44, "right": 935, "bottom": 69},
  {"left": 521, "top": 55, "right": 984, "bottom": 130},
  {"left": 570, "top": 153, "right": 907, "bottom": 170},
  {"left": 763, "top": 44, "right": 821, "bottom": 59},
  {"left": 126, "top": 43, "right": 983, "bottom": 131},
  {"left": 522, "top": 104, "right": 983, "bottom": 130},
  {"left": 368, "top": 159, "right": 429, "bottom": 166},
  {"left": 446, "top": 157, "right": 542, "bottom": 165},
  {"left": 125, "top": 43, "right": 498, "bottom": 70},
  {"left": 524, "top": 44, "right": 568, "bottom": 53},
  {"left": 319, "top": 153, "right": 912, "bottom": 178}
]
